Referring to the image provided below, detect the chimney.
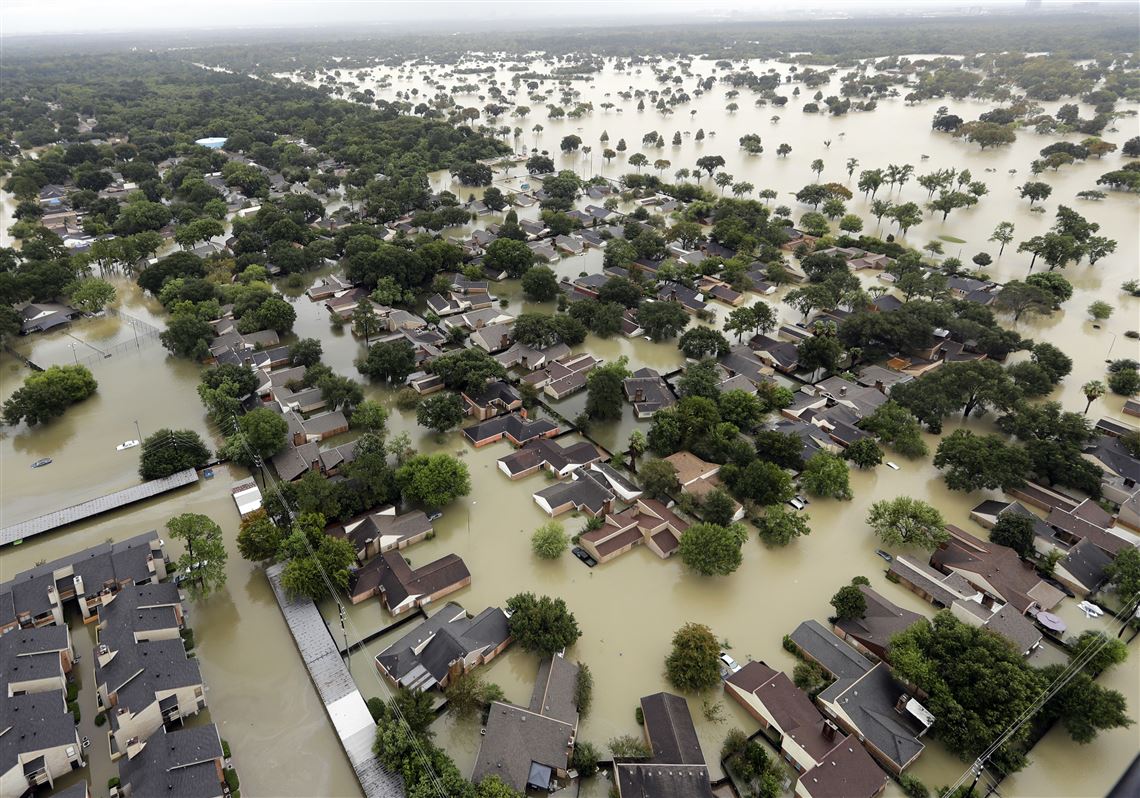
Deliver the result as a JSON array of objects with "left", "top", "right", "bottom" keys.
[
  {"left": 839, "top": 385, "right": 848, "bottom": 397},
  {"left": 895, "top": 693, "right": 910, "bottom": 714},
  {"left": 822, "top": 720, "right": 838, "bottom": 741},
  {"left": 72, "top": 574, "right": 84, "bottom": 596},
  {"left": 634, "top": 388, "right": 645, "bottom": 402}
]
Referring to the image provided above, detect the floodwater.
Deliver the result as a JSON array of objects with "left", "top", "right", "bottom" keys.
[{"left": 0, "top": 52, "right": 1136, "bottom": 798}]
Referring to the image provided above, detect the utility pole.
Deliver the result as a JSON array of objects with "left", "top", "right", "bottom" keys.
[{"left": 134, "top": 419, "right": 142, "bottom": 442}]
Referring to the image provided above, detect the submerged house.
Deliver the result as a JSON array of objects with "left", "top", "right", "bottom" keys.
[
  {"left": 374, "top": 603, "right": 510, "bottom": 692},
  {"left": 724, "top": 662, "right": 888, "bottom": 798},
  {"left": 623, "top": 368, "right": 677, "bottom": 418},
  {"left": 497, "top": 437, "right": 603, "bottom": 480},
  {"left": 789, "top": 621, "right": 931, "bottom": 776},
  {"left": 614, "top": 692, "right": 714, "bottom": 798},
  {"left": 348, "top": 549, "right": 470, "bottom": 613},
  {"left": 578, "top": 498, "right": 691, "bottom": 564},
  {"left": 471, "top": 655, "right": 581, "bottom": 793}
]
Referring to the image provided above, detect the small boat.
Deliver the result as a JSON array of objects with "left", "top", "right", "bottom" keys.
[
  {"left": 876, "top": 549, "right": 893, "bottom": 563},
  {"left": 886, "top": 461, "right": 900, "bottom": 471},
  {"left": 31, "top": 458, "right": 52, "bottom": 468},
  {"left": 116, "top": 439, "right": 140, "bottom": 451}
]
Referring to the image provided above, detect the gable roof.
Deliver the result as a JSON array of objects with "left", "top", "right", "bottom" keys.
[{"left": 640, "top": 692, "right": 705, "bottom": 765}]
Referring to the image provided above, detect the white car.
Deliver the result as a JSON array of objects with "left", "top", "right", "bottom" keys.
[{"left": 719, "top": 652, "right": 741, "bottom": 675}]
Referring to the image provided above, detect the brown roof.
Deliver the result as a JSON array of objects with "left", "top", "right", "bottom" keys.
[
  {"left": 727, "top": 663, "right": 842, "bottom": 762},
  {"left": 800, "top": 740, "right": 888, "bottom": 798},
  {"left": 663, "top": 451, "right": 718, "bottom": 486},
  {"left": 932, "top": 526, "right": 1062, "bottom": 613},
  {"left": 834, "top": 587, "right": 925, "bottom": 657}
]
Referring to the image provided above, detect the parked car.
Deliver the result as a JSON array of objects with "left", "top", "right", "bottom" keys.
[
  {"left": 572, "top": 546, "right": 597, "bottom": 568},
  {"left": 718, "top": 652, "right": 741, "bottom": 675},
  {"left": 787, "top": 496, "right": 806, "bottom": 510}
]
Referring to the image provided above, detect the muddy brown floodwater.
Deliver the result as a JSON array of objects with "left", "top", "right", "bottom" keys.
[{"left": 1, "top": 51, "right": 1137, "bottom": 798}]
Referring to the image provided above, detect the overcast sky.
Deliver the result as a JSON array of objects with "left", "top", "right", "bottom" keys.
[{"left": 0, "top": 0, "right": 1112, "bottom": 38}]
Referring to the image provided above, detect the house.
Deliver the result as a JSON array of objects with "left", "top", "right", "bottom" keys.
[
  {"left": 495, "top": 341, "right": 570, "bottom": 371},
  {"left": 1083, "top": 435, "right": 1140, "bottom": 505},
  {"left": 324, "top": 288, "right": 370, "bottom": 319},
  {"left": 855, "top": 365, "right": 913, "bottom": 394},
  {"left": 497, "top": 438, "right": 603, "bottom": 479},
  {"left": 462, "top": 413, "right": 559, "bottom": 448},
  {"left": 270, "top": 441, "right": 321, "bottom": 482},
  {"left": 1123, "top": 399, "right": 1140, "bottom": 419},
  {"left": 374, "top": 603, "right": 511, "bottom": 692},
  {"left": 336, "top": 509, "right": 433, "bottom": 560},
  {"left": 348, "top": 550, "right": 470, "bottom": 612},
  {"left": 444, "top": 307, "right": 514, "bottom": 333},
  {"left": 544, "top": 354, "right": 599, "bottom": 400},
  {"left": 0, "top": 692, "right": 83, "bottom": 797},
  {"left": 1118, "top": 490, "right": 1140, "bottom": 534},
  {"left": 115, "top": 724, "right": 227, "bottom": 798},
  {"left": 533, "top": 468, "right": 616, "bottom": 518},
  {"left": 1045, "top": 499, "right": 1134, "bottom": 557},
  {"left": 471, "top": 655, "right": 580, "bottom": 793},
  {"left": 621, "top": 308, "right": 644, "bottom": 338},
  {"left": 569, "top": 273, "right": 610, "bottom": 298},
  {"left": 719, "top": 346, "right": 771, "bottom": 387},
  {"left": 750, "top": 334, "right": 800, "bottom": 374},
  {"left": 0, "top": 532, "right": 168, "bottom": 633},
  {"left": 656, "top": 284, "right": 707, "bottom": 315},
  {"left": 407, "top": 372, "right": 445, "bottom": 395},
  {"left": 969, "top": 500, "right": 1058, "bottom": 556},
  {"left": 949, "top": 600, "right": 1044, "bottom": 657},
  {"left": 791, "top": 622, "right": 931, "bottom": 775},
  {"left": 18, "top": 303, "right": 81, "bottom": 335},
  {"left": 930, "top": 526, "right": 1065, "bottom": 615},
  {"left": 614, "top": 693, "right": 714, "bottom": 798},
  {"left": 0, "top": 626, "right": 83, "bottom": 797},
  {"left": 94, "top": 584, "right": 205, "bottom": 757},
  {"left": 698, "top": 276, "right": 745, "bottom": 306},
  {"left": 299, "top": 410, "right": 349, "bottom": 443},
  {"left": 578, "top": 498, "right": 691, "bottom": 563},
  {"left": 724, "top": 662, "right": 888, "bottom": 798},
  {"left": 305, "top": 275, "right": 354, "bottom": 301},
  {"left": 470, "top": 323, "right": 514, "bottom": 353},
  {"left": 832, "top": 587, "right": 925, "bottom": 662},
  {"left": 664, "top": 452, "right": 743, "bottom": 521},
  {"left": 1054, "top": 538, "right": 1115, "bottom": 596},
  {"left": 623, "top": 368, "right": 677, "bottom": 418},
  {"left": 462, "top": 380, "right": 522, "bottom": 421}
]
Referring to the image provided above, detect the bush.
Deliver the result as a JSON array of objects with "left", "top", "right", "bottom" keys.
[
  {"left": 575, "top": 663, "right": 593, "bottom": 717},
  {"left": 108, "top": 777, "right": 121, "bottom": 789},
  {"left": 225, "top": 768, "right": 240, "bottom": 792},
  {"left": 635, "top": 706, "right": 644, "bottom": 725},
  {"left": 366, "top": 696, "right": 386, "bottom": 722},
  {"left": 609, "top": 734, "right": 651, "bottom": 759},
  {"left": 531, "top": 521, "right": 569, "bottom": 559},
  {"left": 395, "top": 388, "right": 422, "bottom": 410},
  {"left": 180, "top": 627, "right": 196, "bottom": 651},
  {"left": 66, "top": 681, "right": 80, "bottom": 702},
  {"left": 68, "top": 700, "right": 80, "bottom": 723},
  {"left": 571, "top": 740, "right": 601, "bottom": 778},
  {"left": 94, "top": 711, "right": 107, "bottom": 727},
  {"left": 899, "top": 774, "right": 930, "bottom": 798},
  {"left": 222, "top": 739, "right": 232, "bottom": 759}
]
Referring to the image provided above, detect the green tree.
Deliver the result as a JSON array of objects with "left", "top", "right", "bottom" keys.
[
  {"left": 679, "top": 327, "right": 730, "bottom": 360},
  {"left": 357, "top": 339, "right": 417, "bottom": 383},
  {"left": 639, "top": 458, "right": 680, "bottom": 499},
  {"left": 934, "top": 429, "right": 1029, "bottom": 492},
  {"left": 830, "top": 584, "right": 867, "bottom": 621},
  {"left": 843, "top": 438, "right": 883, "bottom": 469},
  {"left": 858, "top": 401, "right": 928, "bottom": 458},
  {"left": 665, "top": 622, "right": 721, "bottom": 692},
  {"left": 351, "top": 399, "right": 389, "bottom": 434},
  {"left": 505, "top": 593, "right": 581, "bottom": 656},
  {"left": 700, "top": 488, "right": 738, "bottom": 526},
  {"left": 531, "top": 521, "right": 569, "bottom": 560},
  {"left": 139, "top": 429, "right": 210, "bottom": 480},
  {"left": 166, "top": 512, "right": 228, "bottom": 598},
  {"left": 756, "top": 505, "right": 811, "bottom": 546},
  {"left": 866, "top": 497, "right": 948, "bottom": 548},
  {"left": 586, "top": 357, "right": 631, "bottom": 420},
  {"left": 416, "top": 392, "right": 466, "bottom": 434},
  {"left": 1109, "top": 368, "right": 1140, "bottom": 397},
  {"left": 800, "top": 452, "right": 852, "bottom": 500},
  {"left": 484, "top": 237, "right": 536, "bottom": 278},
  {"left": 236, "top": 510, "right": 284, "bottom": 561},
  {"left": 289, "top": 338, "right": 323, "bottom": 367},
  {"left": 66, "top": 278, "right": 116, "bottom": 312},
  {"left": 444, "top": 674, "right": 505, "bottom": 720},
  {"left": 986, "top": 513, "right": 1036, "bottom": 558},
  {"left": 160, "top": 314, "right": 214, "bottom": 359},
  {"left": 396, "top": 453, "right": 472, "bottom": 508},
  {"left": 2, "top": 365, "right": 98, "bottom": 426},
  {"left": 723, "top": 459, "right": 794, "bottom": 506},
  {"left": 230, "top": 407, "right": 288, "bottom": 465},
  {"left": 570, "top": 741, "right": 600, "bottom": 779},
  {"left": 679, "top": 522, "right": 747, "bottom": 576},
  {"left": 1104, "top": 547, "right": 1140, "bottom": 599},
  {"left": 521, "top": 265, "right": 559, "bottom": 301},
  {"left": 638, "top": 300, "right": 690, "bottom": 341}
]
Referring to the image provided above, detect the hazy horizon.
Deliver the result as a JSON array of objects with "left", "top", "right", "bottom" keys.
[{"left": 0, "top": 0, "right": 1122, "bottom": 39}]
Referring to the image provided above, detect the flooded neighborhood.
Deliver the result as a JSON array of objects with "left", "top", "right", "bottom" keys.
[{"left": 1, "top": 3, "right": 1139, "bottom": 798}]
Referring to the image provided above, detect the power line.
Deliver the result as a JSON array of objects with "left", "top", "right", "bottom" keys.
[
  {"left": 946, "top": 589, "right": 1140, "bottom": 796},
  {"left": 221, "top": 421, "right": 450, "bottom": 798}
]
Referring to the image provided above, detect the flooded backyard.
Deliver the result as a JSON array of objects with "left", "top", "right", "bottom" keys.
[{"left": 1, "top": 50, "right": 1138, "bottom": 798}]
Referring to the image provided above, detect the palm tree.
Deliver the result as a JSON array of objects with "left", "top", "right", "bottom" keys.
[{"left": 1082, "top": 380, "right": 1106, "bottom": 414}]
